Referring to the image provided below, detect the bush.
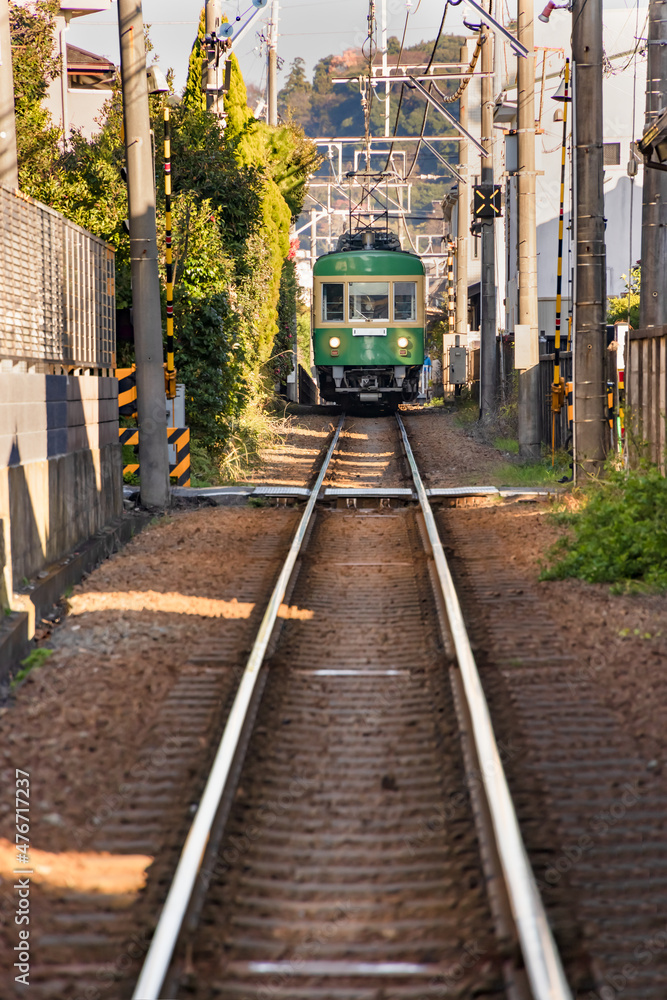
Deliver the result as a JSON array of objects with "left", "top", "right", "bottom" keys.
[
  {"left": 13, "top": 8, "right": 317, "bottom": 464},
  {"left": 607, "top": 266, "right": 640, "bottom": 329},
  {"left": 541, "top": 464, "right": 667, "bottom": 591}
]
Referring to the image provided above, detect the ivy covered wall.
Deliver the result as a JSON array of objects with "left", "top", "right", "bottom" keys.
[{"left": 9, "top": 0, "right": 319, "bottom": 457}]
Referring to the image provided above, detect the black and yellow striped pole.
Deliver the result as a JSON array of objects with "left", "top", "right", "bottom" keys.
[
  {"left": 164, "top": 105, "right": 176, "bottom": 403},
  {"left": 447, "top": 243, "right": 455, "bottom": 337},
  {"left": 551, "top": 58, "right": 570, "bottom": 459}
]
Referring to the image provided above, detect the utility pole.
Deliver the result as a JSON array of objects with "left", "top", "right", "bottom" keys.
[
  {"left": 480, "top": 26, "right": 497, "bottom": 419},
  {"left": 310, "top": 207, "right": 317, "bottom": 268},
  {"left": 117, "top": 0, "right": 170, "bottom": 509},
  {"left": 267, "top": 0, "right": 279, "bottom": 126},
  {"left": 639, "top": 0, "right": 667, "bottom": 331},
  {"left": 205, "top": 0, "right": 222, "bottom": 115},
  {"left": 456, "top": 43, "right": 469, "bottom": 343},
  {"left": 572, "top": 0, "right": 607, "bottom": 476},
  {"left": 516, "top": 0, "right": 540, "bottom": 457},
  {"left": 0, "top": 0, "right": 18, "bottom": 189}
]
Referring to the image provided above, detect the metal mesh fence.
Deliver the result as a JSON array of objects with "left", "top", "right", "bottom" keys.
[
  {"left": 539, "top": 350, "right": 572, "bottom": 450},
  {"left": 0, "top": 186, "right": 115, "bottom": 369}
]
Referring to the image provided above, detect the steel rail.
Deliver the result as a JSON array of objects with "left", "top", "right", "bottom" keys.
[
  {"left": 132, "top": 416, "right": 345, "bottom": 1000},
  {"left": 395, "top": 413, "right": 573, "bottom": 1000}
]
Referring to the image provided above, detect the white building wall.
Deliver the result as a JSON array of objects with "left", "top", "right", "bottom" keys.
[
  {"left": 42, "top": 4, "right": 115, "bottom": 140},
  {"left": 502, "top": 4, "right": 647, "bottom": 335},
  {"left": 44, "top": 77, "right": 113, "bottom": 140}
]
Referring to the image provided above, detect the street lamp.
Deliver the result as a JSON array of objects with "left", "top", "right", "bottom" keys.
[
  {"left": 146, "top": 65, "right": 169, "bottom": 94},
  {"left": 538, "top": 1, "right": 570, "bottom": 22}
]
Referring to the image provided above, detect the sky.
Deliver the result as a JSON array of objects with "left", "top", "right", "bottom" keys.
[{"left": 66, "top": 0, "right": 646, "bottom": 98}]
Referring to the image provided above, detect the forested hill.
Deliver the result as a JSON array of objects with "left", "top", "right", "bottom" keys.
[
  {"left": 277, "top": 33, "right": 465, "bottom": 147},
  {"left": 275, "top": 33, "right": 466, "bottom": 225}
]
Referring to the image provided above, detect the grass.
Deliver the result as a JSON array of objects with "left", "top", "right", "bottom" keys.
[
  {"left": 445, "top": 392, "right": 571, "bottom": 488},
  {"left": 150, "top": 514, "right": 173, "bottom": 526},
  {"left": 12, "top": 648, "right": 52, "bottom": 689},
  {"left": 122, "top": 440, "right": 139, "bottom": 484},
  {"left": 540, "top": 462, "right": 667, "bottom": 592},
  {"left": 118, "top": 393, "right": 285, "bottom": 489},
  {"left": 190, "top": 437, "right": 221, "bottom": 488},
  {"left": 494, "top": 437, "right": 519, "bottom": 455},
  {"left": 217, "top": 398, "right": 287, "bottom": 484},
  {"left": 491, "top": 452, "right": 571, "bottom": 488},
  {"left": 453, "top": 397, "right": 479, "bottom": 425}
]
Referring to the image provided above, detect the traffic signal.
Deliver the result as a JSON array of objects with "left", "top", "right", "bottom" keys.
[{"left": 473, "top": 184, "right": 502, "bottom": 218}]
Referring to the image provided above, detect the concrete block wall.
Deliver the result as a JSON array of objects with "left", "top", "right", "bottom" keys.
[{"left": 0, "top": 373, "right": 122, "bottom": 605}]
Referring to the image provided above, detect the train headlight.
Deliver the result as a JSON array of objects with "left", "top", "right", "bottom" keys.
[
  {"left": 397, "top": 337, "right": 409, "bottom": 348},
  {"left": 329, "top": 337, "right": 341, "bottom": 348}
]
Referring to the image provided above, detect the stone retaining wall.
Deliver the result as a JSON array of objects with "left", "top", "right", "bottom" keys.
[{"left": 0, "top": 373, "right": 121, "bottom": 606}]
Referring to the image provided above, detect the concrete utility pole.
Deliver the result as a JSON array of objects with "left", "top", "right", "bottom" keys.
[
  {"left": 267, "top": 0, "right": 279, "bottom": 126},
  {"left": 117, "top": 0, "right": 170, "bottom": 508},
  {"left": 480, "top": 27, "right": 497, "bottom": 419},
  {"left": 516, "top": 0, "right": 540, "bottom": 458},
  {"left": 0, "top": 0, "right": 18, "bottom": 189},
  {"left": 572, "top": 0, "right": 607, "bottom": 476},
  {"left": 456, "top": 43, "right": 469, "bottom": 342},
  {"left": 639, "top": 0, "right": 667, "bottom": 330},
  {"left": 205, "top": 0, "right": 222, "bottom": 115}
]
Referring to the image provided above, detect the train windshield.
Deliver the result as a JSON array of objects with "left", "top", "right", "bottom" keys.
[
  {"left": 394, "top": 282, "right": 417, "bottom": 321},
  {"left": 349, "top": 282, "right": 389, "bottom": 322},
  {"left": 322, "top": 283, "right": 345, "bottom": 322}
]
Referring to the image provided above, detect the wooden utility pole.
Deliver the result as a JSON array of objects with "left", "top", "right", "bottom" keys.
[
  {"left": 205, "top": 0, "right": 222, "bottom": 115},
  {"left": 572, "top": 0, "right": 607, "bottom": 476},
  {"left": 267, "top": 0, "right": 279, "bottom": 126},
  {"left": 639, "top": 0, "right": 667, "bottom": 331},
  {"left": 456, "top": 43, "right": 469, "bottom": 343},
  {"left": 117, "top": 0, "right": 170, "bottom": 508},
  {"left": 516, "top": 0, "right": 540, "bottom": 457},
  {"left": 0, "top": 0, "right": 18, "bottom": 189},
  {"left": 480, "top": 27, "right": 497, "bottom": 418}
]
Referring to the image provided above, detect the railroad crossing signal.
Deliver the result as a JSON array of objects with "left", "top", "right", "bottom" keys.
[{"left": 473, "top": 184, "right": 502, "bottom": 218}]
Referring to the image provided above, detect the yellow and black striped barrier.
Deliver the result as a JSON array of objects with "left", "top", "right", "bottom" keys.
[
  {"left": 119, "top": 426, "right": 191, "bottom": 487},
  {"left": 117, "top": 366, "right": 137, "bottom": 417},
  {"left": 565, "top": 381, "right": 573, "bottom": 425},
  {"left": 168, "top": 427, "right": 191, "bottom": 486}
]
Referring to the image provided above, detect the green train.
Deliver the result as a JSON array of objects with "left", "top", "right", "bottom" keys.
[{"left": 312, "top": 231, "right": 425, "bottom": 407}]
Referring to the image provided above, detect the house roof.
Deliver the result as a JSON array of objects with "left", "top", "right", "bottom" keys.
[
  {"left": 59, "top": 1, "right": 114, "bottom": 17},
  {"left": 67, "top": 44, "right": 115, "bottom": 74}
]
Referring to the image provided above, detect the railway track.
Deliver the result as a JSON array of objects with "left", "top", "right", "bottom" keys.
[
  {"left": 17, "top": 412, "right": 667, "bottom": 999},
  {"left": 127, "top": 414, "right": 572, "bottom": 1000}
]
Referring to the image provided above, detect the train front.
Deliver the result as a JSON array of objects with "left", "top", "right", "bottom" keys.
[{"left": 312, "top": 233, "right": 425, "bottom": 407}]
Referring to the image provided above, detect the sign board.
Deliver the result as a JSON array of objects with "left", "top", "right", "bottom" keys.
[
  {"left": 166, "top": 383, "right": 186, "bottom": 428},
  {"left": 514, "top": 325, "right": 539, "bottom": 370},
  {"left": 473, "top": 184, "right": 502, "bottom": 218}
]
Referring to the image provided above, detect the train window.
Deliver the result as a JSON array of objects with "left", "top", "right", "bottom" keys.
[
  {"left": 348, "top": 282, "right": 389, "bottom": 321},
  {"left": 394, "top": 282, "right": 417, "bottom": 321},
  {"left": 322, "top": 283, "right": 344, "bottom": 322}
]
